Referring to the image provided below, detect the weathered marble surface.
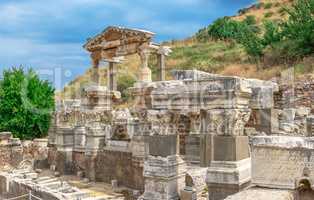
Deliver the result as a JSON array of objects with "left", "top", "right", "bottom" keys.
[
  {"left": 251, "top": 136, "right": 314, "bottom": 189},
  {"left": 141, "top": 155, "right": 186, "bottom": 200},
  {"left": 225, "top": 188, "right": 295, "bottom": 200}
]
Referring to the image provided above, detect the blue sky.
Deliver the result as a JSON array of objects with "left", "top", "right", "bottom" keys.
[{"left": 0, "top": 0, "right": 255, "bottom": 89}]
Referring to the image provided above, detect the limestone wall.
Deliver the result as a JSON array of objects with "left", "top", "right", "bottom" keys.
[
  {"left": 274, "top": 78, "right": 314, "bottom": 112},
  {"left": 95, "top": 149, "right": 144, "bottom": 191},
  {"left": 0, "top": 132, "right": 48, "bottom": 171}
]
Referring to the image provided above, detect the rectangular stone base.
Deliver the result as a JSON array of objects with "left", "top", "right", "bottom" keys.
[
  {"left": 207, "top": 181, "right": 251, "bottom": 200},
  {"left": 206, "top": 158, "right": 251, "bottom": 200},
  {"left": 141, "top": 155, "right": 186, "bottom": 200}
]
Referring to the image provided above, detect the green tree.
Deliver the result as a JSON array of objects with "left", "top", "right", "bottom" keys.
[
  {"left": 262, "top": 20, "right": 282, "bottom": 47},
  {"left": 0, "top": 67, "right": 55, "bottom": 139},
  {"left": 236, "top": 27, "right": 265, "bottom": 62},
  {"left": 281, "top": 0, "right": 314, "bottom": 57}
]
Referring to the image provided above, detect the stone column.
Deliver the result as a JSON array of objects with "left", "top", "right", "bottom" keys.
[
  {"left": 140, "top": 135, "right": 187, "bottom": 200},
  {"left": 138, "top": 48, "right": 152, "bottom": 82},
  {"left": 108, "top": 62, "right": 117, "bottom": 91},
  {"left": 157, "top": 54, "right": 165, "bottom": 81},
  {"left": 157, "top": 46, "right": 171, "bottom": 81},
  {"left": 91, "top": 57, "right": 100, "bottom": 85}
]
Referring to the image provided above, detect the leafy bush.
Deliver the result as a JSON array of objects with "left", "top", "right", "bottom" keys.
[
  {"left": 256, "top": 2, "right": 263, "bottom": 9},
  {"left": 244, "top": 15, "right": 257, "bottom": 25},
  {"left": 117, "top": 74, "right": 136, "bottom": 101},
  {"left": 0, "top": 68, "right": 55, "bottom": 139},
  {"left": 207, "top": 17, "right": 238, "bottom": 40},
  {"left": 262, "top": 21, "right": 282, "bottom": 47},
  {"left": 264, "top": 2, "right": 273, "bottom": 9},
  {"left": 207, "top": 17, "right": 259, "bottom": 41},
  {"left": 264, "top": 11, "right": 274, "bottom": 18},
  {"left": 196, "top": 27, "right": 209, "bottom": 42},
  {"left": 236, "top": 27, "right": 265, "bottom": 61}
]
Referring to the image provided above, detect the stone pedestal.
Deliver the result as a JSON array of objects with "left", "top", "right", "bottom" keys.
[
  {"left": 55, "top": 125, "right": 74, "bottom": 174},
  {"left": 180, "top": 187, "right": 197, "bottom": 200},
  {"left": 140, "top": 135, "right": 186, "bottom": 200},
  {"left": 84, "top": 123, "right": 106, "bottom": 181},
  {"left": 206, "top": 136, "right": 251, "bottom": 200},
  {"left": 139, "top": 67, "right": 152, "bottom": 82},
  {"left": 81, "top": 85, "right": 114, "bottom": 111},
  {"left": 206, "top": 158, "right": 251, "bottom": 200},
  {"left": 141, "top": 155, "right": 186, "bottom": 200}
]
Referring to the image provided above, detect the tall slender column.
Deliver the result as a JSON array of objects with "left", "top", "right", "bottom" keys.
[
  {"left": 157, "top": 54, "right": 165, "bottom": 81},
  {"left": 138, "top": 48, "right": 152, "bottom": 82},
  {"left": 91, "top": 58, "right": 100, "bottom": 85},
  {"left": 157, "top": 46, "right": 171, "bottom": 81},
  {"left": 108, "top": 62, "right": 117, "bottom": 91}
]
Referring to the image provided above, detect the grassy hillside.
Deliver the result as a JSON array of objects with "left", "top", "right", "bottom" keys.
[
  {"left": 232, "top": 0, "right": 294, "bottom": 23},
  {"left": 58, "top": 0, "right": 314, "bottom": 100}
]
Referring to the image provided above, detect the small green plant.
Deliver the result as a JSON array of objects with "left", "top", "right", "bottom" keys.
[
  {"left": 117, "top": 74, "right": 136, "bottom": 101},
  {"left": 256, "top": 2, "right": 263, "bottom": 9},
  {"left": 244, "top": 15, "right": 257, "bottom": 25},
  {"left": 264, "top": 11, "right": 274, "bottom": 18},
  {"left": 264, "top": 2, "right": 273, "bottom": 9},
  {"left": 279, "top": 7, "right": 286, "bottom": 15}
]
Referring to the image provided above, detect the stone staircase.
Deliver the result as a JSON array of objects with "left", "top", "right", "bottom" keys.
[{"left": 0, "top": 169, "right": 125, "bottom": 200}]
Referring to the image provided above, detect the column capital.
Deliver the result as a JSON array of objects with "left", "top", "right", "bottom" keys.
[{"left": 157, "top": 45, "right": 172, "bottom": 56}]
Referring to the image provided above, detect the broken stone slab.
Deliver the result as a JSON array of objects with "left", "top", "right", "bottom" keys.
[
  {"left": 246, "top": 78, "right": 278, "bottom": 109},
  {"left": 282, "top": 108, "right": 296, "bottom": 122},
  {"left": 171, "top": 70, "right": 278, "bottom": 110},
  {"left": 296, "top": 107, "right": 311, "bottom": 117},
  {"left": 131, "top": 73, "right": 253, "bottom": 111},
  {"left": 171, "top": 70, "right": 221, "bottom": 80},
  {"left": 224, "top": 187, "right": 295, "bottom": 200},
  {"left": 186, "top": 165, "right": 208, "bottom": 197},
  {"left": 251, "top": 136, "right": 314, "bottom": 189}
]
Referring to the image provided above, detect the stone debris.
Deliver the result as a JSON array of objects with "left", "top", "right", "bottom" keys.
[
  {"left": 225, "top": 188, "right": 295, "bottom": 200},
  {"left": 0, "top": 169, "right": 124, "bottom": 200}
]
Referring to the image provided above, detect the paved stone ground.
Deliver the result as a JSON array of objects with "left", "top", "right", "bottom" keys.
[{"left": 225, "top": 187, "right": 295, "bottom": 200}]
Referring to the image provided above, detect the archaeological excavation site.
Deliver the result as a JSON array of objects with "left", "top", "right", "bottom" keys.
[{"left": 0, "top": 26, "right": 314, "bottom": 200}]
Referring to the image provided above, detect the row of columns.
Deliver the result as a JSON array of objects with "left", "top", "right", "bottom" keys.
[{"left": 90, "top": 46, "right": 170, "bottom": 90}]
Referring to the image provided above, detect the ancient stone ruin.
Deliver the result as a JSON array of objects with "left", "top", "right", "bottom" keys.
[{"left": 0, "top": 26, "right": 313, "bottom": 200}]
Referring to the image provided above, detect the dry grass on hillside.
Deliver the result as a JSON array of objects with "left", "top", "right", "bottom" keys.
[{"left": 232, "top": 0, "right": 293, "bottom": 23}]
